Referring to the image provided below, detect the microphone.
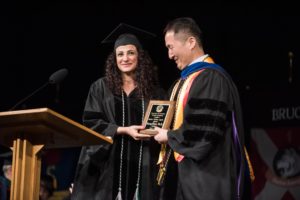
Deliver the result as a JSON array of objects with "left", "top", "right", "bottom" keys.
[
  {"left": 49, "top": 68, "right": 68, "bottom": 84},
  {"left": 9, "top": 68, "right": 68, "bottom": 111}
]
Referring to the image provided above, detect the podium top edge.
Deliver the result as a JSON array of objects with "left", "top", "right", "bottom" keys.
[{"left": 0, "top": 107, "right": 51, "bottom": 116}]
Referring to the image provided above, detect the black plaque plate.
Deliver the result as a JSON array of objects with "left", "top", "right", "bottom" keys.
[{"left": 139, "top": 100, "right": 175, "bottom": 135}]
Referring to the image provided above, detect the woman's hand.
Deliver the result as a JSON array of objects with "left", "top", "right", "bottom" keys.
[{"left": 117, "top": 125, "right": 151, "bottom": 140}]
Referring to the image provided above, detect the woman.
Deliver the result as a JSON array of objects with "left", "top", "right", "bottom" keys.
[{"left": 71, "top": 29, "right": 164, "bottom": 200}]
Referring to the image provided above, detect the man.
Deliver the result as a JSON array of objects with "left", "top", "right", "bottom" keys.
[
  {"left": 0, "top": 152, "right": 12, "bottom": 200},
  {"left": 40, "top": 174, "right": 57, "bottom": 200},
  {"left": 154, "top": 17, "right": 248, "bottom": 200}
]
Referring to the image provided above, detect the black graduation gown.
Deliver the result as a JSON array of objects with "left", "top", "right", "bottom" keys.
[
  {"left": 71, "top": 77, "right": 163, "bottom": 200},
  {"left": 161, "top": 69, "right": 245, "bottom": 200}
]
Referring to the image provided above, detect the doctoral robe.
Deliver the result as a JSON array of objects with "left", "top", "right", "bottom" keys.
[{"left": 161, "top": 68, "right": 246, "bottom": 200}]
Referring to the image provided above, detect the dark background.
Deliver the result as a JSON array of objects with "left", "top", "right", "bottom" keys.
[
  {"left": 1, "top": 1, "right": 299, "bottom": 120},
  {"left": 1, "top": 0, "right": 300, "bottom": 193}
]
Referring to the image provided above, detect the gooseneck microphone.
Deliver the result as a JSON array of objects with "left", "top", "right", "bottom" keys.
[
  {"left": 9, "top": 68, "right": 68, "bottom": 111},
  {"left": 49, "top": 68, "right": 68, "bottom": 84}
]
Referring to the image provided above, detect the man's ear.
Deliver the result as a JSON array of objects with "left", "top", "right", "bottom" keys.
[{"left": 187, "top": 36, "right": 197, "bottom": 50}]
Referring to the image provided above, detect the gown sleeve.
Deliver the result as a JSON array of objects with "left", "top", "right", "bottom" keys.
[
  {"left": 75, "top": 78, "right": 118, "bottom": 169},
  {"left": 167, "top": 69, "right": 232, "bottom": 161},
  {"left": 83, "top": 78, "right": 119, "bottom": 138}
]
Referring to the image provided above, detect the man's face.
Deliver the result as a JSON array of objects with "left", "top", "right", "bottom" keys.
[{"left": 165, "top": 31, "right": 192, "bottom": 70}]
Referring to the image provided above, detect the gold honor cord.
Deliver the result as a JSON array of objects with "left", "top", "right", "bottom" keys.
[
  {"left": 244, "top": 147, "right": 255, "bottom": 182},
  {"left": 156, "top": 80, "right": 181, "bottom": 186}
]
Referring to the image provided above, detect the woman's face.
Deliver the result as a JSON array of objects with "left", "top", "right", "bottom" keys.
[{"left": 115, "top": 44, "right": 138, "bottom": 74}]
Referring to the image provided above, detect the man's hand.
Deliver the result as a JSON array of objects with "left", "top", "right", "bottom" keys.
[{"left": 153, "top": 127, "right": 168, "bottom": 144}]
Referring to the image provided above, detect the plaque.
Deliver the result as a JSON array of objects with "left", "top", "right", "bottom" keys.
[{"left": 139, "top": 100, "right": 175, "bottom": 135}]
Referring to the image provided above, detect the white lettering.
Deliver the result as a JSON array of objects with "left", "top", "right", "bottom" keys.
[
  {"left": 296, "top": 107, "right": 300, "bottom": 119},
  {"left": 286, "top": 107, "right": 294, "bottom": 120},
  {"left": 272, "top": 106, "right": 300, "bottom": 121},
  {"left": 272, "top": 109, "right": 280, "bottom": 121}
]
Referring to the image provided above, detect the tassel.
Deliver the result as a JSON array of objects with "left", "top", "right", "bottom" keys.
[
  {"left": 157, "top": 144, "right": 166, "bottom": 165},
  {"left": 156, "top": 165, "right": 166, "bottom": 186},
  {"left": 115, "top": 188, "right": 122, "bottom": 200},
  {"left": 133, "top": 185, "right": 140, "bottom": 200}
]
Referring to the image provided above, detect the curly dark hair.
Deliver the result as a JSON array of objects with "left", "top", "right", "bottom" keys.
[{"left": 105, "top": 48, "right": 158, "bottom": 99}]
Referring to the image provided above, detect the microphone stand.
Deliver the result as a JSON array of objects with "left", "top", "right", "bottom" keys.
[
  {"left": 9, "top": 68, "right": 68, "bottom": 111},
  {"left": 9, "top": 82, "right": 49, "bottom": 111}
]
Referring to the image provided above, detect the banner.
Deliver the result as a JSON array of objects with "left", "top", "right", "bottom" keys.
[{"left": 251, "top": 127, "right": 300, "bottom": 199}]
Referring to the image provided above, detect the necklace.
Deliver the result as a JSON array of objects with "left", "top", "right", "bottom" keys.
[{"left": 116, "top": 91, "right": 144, "bottom": 200}]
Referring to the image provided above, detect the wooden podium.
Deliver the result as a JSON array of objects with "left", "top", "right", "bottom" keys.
[{"left": 0, "top": 108, "right": 113, "bottom": 200}]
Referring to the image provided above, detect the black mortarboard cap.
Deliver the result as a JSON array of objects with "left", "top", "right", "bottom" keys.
[
  {"left": 0, "top": 151, "right": 12, "bottom": 166},
  {"left": 101, "top": 23, "right": 156, "bottom": 50}
]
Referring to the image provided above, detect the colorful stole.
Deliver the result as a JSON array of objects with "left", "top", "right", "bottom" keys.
[
  {"left": 172, "top": 56, "right": 216, "bottom": 162},
  {"left": 172, "top": 69, "right": 205, "bottom": 161}
]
